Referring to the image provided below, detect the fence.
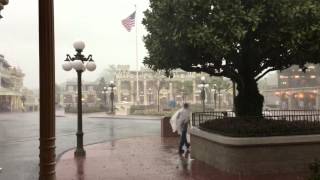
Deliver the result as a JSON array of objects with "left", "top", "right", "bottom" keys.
[{"left": 192, "top": 110, "right": 320, "bottom": 127}]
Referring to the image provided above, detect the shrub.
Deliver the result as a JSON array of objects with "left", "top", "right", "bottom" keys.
[
  {"left": 200, "top": 117, "right": 320, "bottom": 137},
  {"left": 64, "top": 105, "right": 104, "bottom": 113},
  {"left": 310, "top": 159, "right": 320, "bottom": 180}
]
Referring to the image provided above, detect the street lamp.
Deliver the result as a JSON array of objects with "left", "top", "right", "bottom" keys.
[
  {"left": 198, "top": 76, "right": 209, "bottom": 112},
  {"left": 62, "top": 41, "right": 96, "bottom": 157},
  {"left": 102, "top": 87, "right": 108, "bottom": 113},
  {"left": 108, "top": 81, "right": 116, "bottom": 114}
]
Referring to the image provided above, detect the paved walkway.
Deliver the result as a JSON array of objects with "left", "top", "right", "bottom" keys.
[{"left": 56, "top": 137, "right": 307, "bottom": 180}]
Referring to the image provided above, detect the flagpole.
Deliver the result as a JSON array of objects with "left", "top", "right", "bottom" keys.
[{"left": 135, "top": 4, "right": 139, "bottom": 104}]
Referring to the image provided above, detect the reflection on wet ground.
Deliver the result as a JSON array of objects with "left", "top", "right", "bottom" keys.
[
  {"left": 0, "top": 112, "right": 160, "bottom": 180},
  {"left": 57, "top": 137, "right": 307, "bottom": 180}
]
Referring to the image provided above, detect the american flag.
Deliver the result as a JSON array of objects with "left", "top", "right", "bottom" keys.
[{"left": 122, "top": 11, "right": 136, "bottom": 32}]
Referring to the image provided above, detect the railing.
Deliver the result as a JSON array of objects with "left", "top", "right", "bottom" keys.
[{"left": 192, "top": 110, "right": 320, "bottom": 127}]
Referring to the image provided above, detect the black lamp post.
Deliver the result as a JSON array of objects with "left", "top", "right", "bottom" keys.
[
  {"left": 62, "top": 41, "right": 96, "bottom": 157},
  {"left": 198, "top": 76, "right": 209, "bottom": 112},
  {"left": 102, "top": 86, "right": 108, "bottom": 113},
  {"left": 108, "top": 81, "right": 116, "bottom": 114}
]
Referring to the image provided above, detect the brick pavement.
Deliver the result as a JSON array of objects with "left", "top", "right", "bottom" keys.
[{"left": 56, "top": 137, "right": 307, "bottom": 180}]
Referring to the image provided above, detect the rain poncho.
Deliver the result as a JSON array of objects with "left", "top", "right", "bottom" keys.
[
  {"left": 170, "top": 108, "right": 182, "bottom": 134},
  {"left": 170, "top": 108, "right": 190, "bottom": 135}
]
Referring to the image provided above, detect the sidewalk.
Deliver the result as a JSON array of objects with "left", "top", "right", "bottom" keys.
[
  {"left": 56, "top": 110, "right": 162, "bottom": 120},
  {"left": 56, "top": 137, "right": 307, "bottom": 180},
  {"left": 87, "top": 113, "right": 163, "bottom": 120}
]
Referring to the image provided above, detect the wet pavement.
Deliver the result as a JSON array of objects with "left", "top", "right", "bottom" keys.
[
  {"left": 0, "top": 112, "right": 160, "bottom": 180},
  {"left": 56, "top": 137, "right": 307, "bottom": 180}
]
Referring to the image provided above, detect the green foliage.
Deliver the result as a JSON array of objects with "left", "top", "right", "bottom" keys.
[
  {"left": 143, "top": 0, "right": 320, "bottom": 116},
  {"left": 64, "top": 105, "right": 104, "bottom": 113},
  {"left": 96, "top": 77, "right": 106, "bottom": 100},
  {"left": 98, "top": 65, "right": 116, "bottom": 82},
  {"left": 143, "top": 0, "right": 320, "bottom": 80},
  {"left": 129, "top": 105, "right": 176, "bottom": 116},
  {"left": 200, "top": 118, "right": 320, "bottom": 137},
  {"left": 131, "top": 110, "right": 174, "bottom": 117},
  {"left": 310, "top": 159, "right": 320, "bottom": 180}
]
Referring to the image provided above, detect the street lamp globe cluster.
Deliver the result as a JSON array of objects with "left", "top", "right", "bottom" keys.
[
  {"left": 62, "top": 41, "right": 96, "bottom": 72},
  {"left": 62, "top": 41, "right": 96, "bottom": 157},
  {"left": 198, "top": 76, "right": 209, "bottom": 112}
]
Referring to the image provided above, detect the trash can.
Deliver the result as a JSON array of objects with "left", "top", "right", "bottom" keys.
[{"left": 161, "top": 117, "right": 178, "bottom": 137}]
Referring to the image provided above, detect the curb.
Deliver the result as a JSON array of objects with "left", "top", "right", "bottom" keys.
[{"left": 87, "top": 116, "right": 163, "bottom": 120}]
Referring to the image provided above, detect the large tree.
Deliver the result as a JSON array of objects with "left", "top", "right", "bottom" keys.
[{"left": 143, "top": 0, "right": 320, "bottom": 116}]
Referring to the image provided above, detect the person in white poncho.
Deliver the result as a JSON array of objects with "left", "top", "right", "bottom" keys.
[{"left": 170, "top": 103, "right": 191, "bottom": 154}]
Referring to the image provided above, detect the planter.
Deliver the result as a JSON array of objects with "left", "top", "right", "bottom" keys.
[
  {"left": 190, "top": 127, "right": 320, "bottom": 175},
  {"left": 161, "top": 117, "right": 178, "bottom": 137}
]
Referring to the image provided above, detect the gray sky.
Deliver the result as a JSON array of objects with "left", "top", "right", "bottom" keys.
[{"left": 0, "top": 0, "right": 149, "bottom": 89}]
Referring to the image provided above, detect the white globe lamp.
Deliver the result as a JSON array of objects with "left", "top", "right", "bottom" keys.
[
  {"left": 62, "top": 61, "right": 72, "bottom": 71},
  {"left": 73, "top": 60, "right": 84, "bottom": 71},
  {"left": 86, "top": 61, "right": 96, "bottom": 71},
  {"left": 73, "top": 41, "right": 85, "bottom": 51}
]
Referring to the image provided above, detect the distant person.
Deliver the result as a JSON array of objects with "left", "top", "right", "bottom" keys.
[{"left": 170, "top": 103, "right": 191, "bottom": 154}]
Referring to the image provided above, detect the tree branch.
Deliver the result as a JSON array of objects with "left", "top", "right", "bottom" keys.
[{"left": 254, "top": 68, "right": 276, "bottom": 81}]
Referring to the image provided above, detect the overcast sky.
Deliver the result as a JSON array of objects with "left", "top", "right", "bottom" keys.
[{"left": 0, "top": 0, "right": 149, "bottom": 89}]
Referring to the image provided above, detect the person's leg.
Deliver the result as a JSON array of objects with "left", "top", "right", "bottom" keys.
[
  {"left": 184, "top": 130, "right": 190, "bottom": 150},
  {"left": 179, "top": 130, "right": 187, "bottom": 153},
  {"left": 186, "top": 136, "right": 190, "bottom": 149},
  {"left": 179, "top": 133, "right": 184, "bottom": 153}
]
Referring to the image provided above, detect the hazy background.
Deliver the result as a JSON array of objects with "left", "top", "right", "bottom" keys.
[{"left": 0, "top": 0, "right": 149, "bottom": 89}]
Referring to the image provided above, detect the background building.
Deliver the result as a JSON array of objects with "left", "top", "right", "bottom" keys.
[
  {"left": 21, "top": 88, "right": 39, "bottom": 112},
  {"left": 0, "top": 54, "right": 25, "bottom": 112},
  {"left": 63, "top": 81, "right": 99, "bottom": 112},
  {"left": 261, "top": 64, "right": 320, "bottom": 110},
  {"left": 114, "top": 65, "right": 233, "bottom": 110},
  {"left": 60, "top": 65, "right": 234, "bottom": 113}
]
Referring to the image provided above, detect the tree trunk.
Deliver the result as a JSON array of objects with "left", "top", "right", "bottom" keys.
[{"left": 234, "top": 77, "right": 264, "bottom": 117}]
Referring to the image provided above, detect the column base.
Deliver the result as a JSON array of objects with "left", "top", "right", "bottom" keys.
[{"left": 74, "top": 148, "right": 86, "bottom": 157}]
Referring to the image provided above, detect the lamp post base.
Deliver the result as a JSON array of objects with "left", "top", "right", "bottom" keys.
[{"left": 74, "top": 148, "right": 86, "bottom": 157}]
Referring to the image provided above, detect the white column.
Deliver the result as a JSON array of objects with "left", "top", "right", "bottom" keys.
[
  {"left": 144, "top": 80, "right": 148, "bottom": 105},
  {"left": 130, "top": 81, "right": 135, "bottom": 104},
  {"left": 193, "top": 80, "right": 197, "bottom": 104},
  {"left": 117, "top": 81, "right": 121, "bottom": 103}
]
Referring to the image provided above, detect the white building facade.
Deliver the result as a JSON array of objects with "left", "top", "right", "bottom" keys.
[{"left": 0, "top": 54, "right": 25, "bottom": 112}]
